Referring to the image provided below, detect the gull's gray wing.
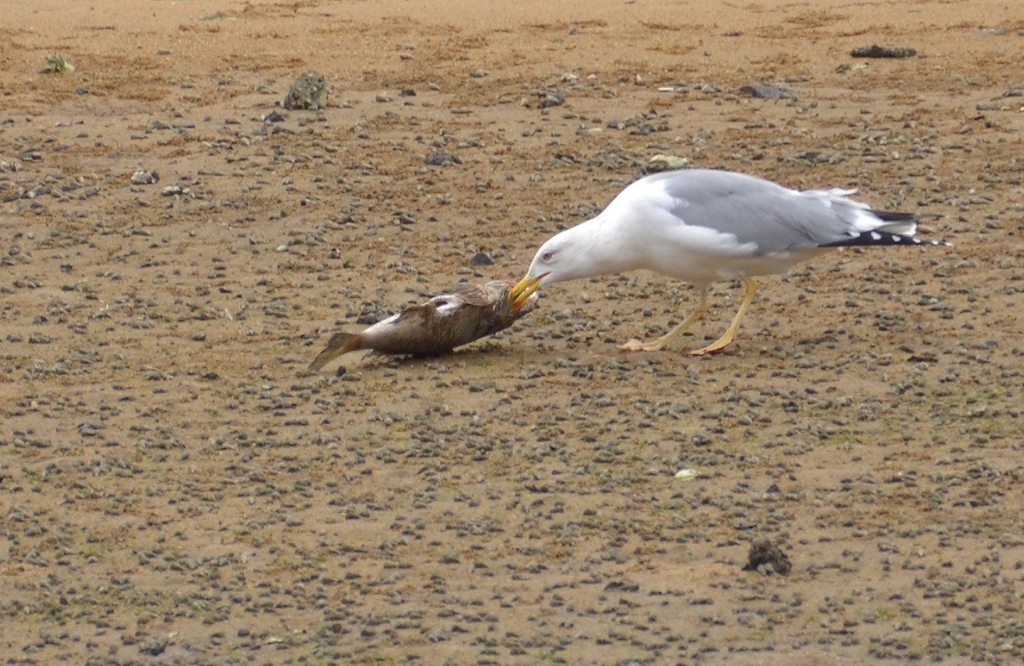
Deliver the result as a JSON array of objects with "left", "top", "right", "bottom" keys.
[{"left": 647, "top": 169, "right": 916, "bottom": 254}]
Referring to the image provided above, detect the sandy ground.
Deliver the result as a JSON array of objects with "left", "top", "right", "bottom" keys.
[{"left": 2, "top": 0, "right": 1024, "bottom": 664}]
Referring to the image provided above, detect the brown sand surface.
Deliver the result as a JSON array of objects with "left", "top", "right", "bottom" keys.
[{"left": 2, "top": 0, "right": 1024, "bottom": 663}]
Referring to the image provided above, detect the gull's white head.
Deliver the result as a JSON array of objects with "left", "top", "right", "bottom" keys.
[
  {"left": 528, "top": 232, "right": 588, "bottom": 285},
  {"left": 508, "top": 224, "right": 609, "bottom": 309}
]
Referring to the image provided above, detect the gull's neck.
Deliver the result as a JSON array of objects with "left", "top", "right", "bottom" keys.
[{"left": 566, "top": 213, "right": 641, "bottom": 278}]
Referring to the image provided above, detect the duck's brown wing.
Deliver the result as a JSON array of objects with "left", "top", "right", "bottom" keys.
[
  {"left": 447, "top": 282, "right": 496, "bottom": 307},
  {"left": 364, "top": 302, "right": 461, "bottom": 356},
  {"left": 434, "top": 281, "right": 529, "bottom": 345}
]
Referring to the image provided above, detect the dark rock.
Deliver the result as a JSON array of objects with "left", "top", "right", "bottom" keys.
[
  {"left": 469, "top": 252, "right": 493, "bottom": 266},
  {"left": 743, "top": 538, "right": 792, "bottom": 575},
  {"left": 851, "top": 45, "right": 917, "bottom": 58},
  {"left": 138, "top": 637, "right": 168, "bottom": 656},
  {"left": 604, "top": 580, "right": 640, "bottom": 592}
]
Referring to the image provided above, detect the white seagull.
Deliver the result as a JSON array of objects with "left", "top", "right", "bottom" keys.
[{"left": 508, "top": 168, "right": 948, "bottom": 355}]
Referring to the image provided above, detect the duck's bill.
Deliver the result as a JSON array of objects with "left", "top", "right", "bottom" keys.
[
  {"left": 508, "top": 274, "right": 547, "bottom": 310},
  {"left": 308, "top": 346, "right": 344, "bottom": 372},
  {"left": 308, "top": 332, "right": 358, "bottom": 371}
]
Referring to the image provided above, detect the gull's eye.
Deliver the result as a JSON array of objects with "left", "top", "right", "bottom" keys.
[{"left": 542, "top": 251, "right": 553, "bottom": 262}]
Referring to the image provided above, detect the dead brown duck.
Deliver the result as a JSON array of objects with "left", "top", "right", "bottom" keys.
[{"left": 308, "top": 280, "right": 539, "bottom": 371}]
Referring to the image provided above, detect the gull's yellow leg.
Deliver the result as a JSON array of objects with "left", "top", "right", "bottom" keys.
[
  {"left": 620, "top": 288, "right": 709, "bottom": 352},
  {"left": 690, "top": 278, "right": 758, "bottom": 356}
]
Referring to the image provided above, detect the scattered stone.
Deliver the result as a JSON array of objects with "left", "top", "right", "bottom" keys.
[
  {"left": 469, "top": 252, "right": 493, "bottom": 266},
  {"left": 739, "top": 83, "right": 798, "bottom": 100},
  {"left": 282, "top": 72, "right": 328, "bottom": 110},
  {"left": 645, "top": 154, "right": 690, "bottom": 173},
  {"left": 743, "top": 538, "right": 792, "bottom": 575},
  {"left": 850, "top": 45, "right": 917, "bottom": 58},
  {"left": 538, "top": 93, "right": 564, "bottom": 109},
  {"left": 130, "top": 170, "right": 159, "bottom": 185},
  {"left": 424, "top": 151, "right": 460, "bottom": 166},
  {"left": 138, "top": 637, "right": 168, "bottom": 657},
  {"left": 41, "top": 54, "right": 75, "bottom": 74}
]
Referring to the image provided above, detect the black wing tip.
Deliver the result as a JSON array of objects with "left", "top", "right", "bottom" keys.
[{"left": 823, "top": 231, "right": 951, "bottom": 248}]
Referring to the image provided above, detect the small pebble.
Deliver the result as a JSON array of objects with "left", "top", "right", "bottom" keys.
[{"left": 469, "top": 252, "right": 493, "bottom": 266}]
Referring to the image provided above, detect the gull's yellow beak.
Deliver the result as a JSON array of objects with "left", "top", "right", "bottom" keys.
[{"left": 508, "top": 274, "right": 547, "bottom": 310}]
